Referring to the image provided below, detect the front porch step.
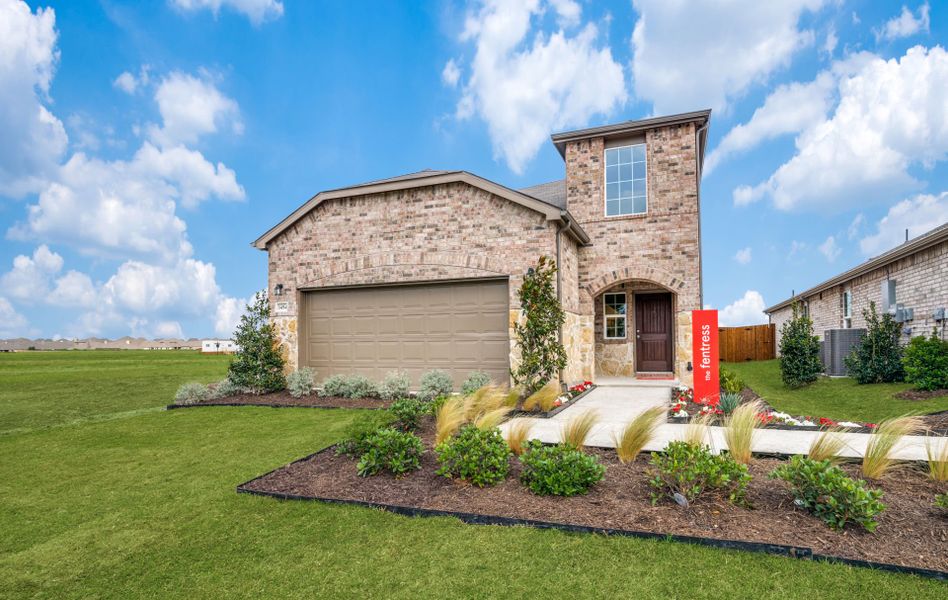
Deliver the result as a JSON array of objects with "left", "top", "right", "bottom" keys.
[{"left": 595, "top": 376, "right": 680, "bottom": 388}]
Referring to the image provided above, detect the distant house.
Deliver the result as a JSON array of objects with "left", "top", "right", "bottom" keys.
[
  {"left": 202, "top": 340, "right": 237, "bottom": 354},
  {"left": 766, "top": 222, "right": 948, "bottom": 351}
]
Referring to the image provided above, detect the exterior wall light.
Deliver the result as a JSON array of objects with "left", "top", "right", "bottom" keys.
[{"left": 274, "top": 284, "right": 285, "bottom": 296}]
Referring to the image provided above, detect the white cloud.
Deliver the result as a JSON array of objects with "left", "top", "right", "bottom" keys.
[
  {"left": 630, "top": 0, "right": 826, "bottom": 114},
  {"left": 214, "top": 294, "right": 249, "bottom": 337},
  {"left": 113, "top": 71, "right": 138, "bottom": 94},
  {"left": 153, "top": 320, "right": 184, "bottom": 339},
  {"left": 0, "top": 0, "right": 67, "bottom": 198},
  {"left": 170, "top": 0, "right": 284, "bottom": 25},
  {"left": 876, "top": 3, "right": 930, "bottom": 42},
  {"left": 734, "top": 46, "right": 948, "bottom": 211},
  {"left": 823, "top": 26, "right": 838, "bottom": 57},
  {"left": 47, "top": 270, "right": 97, "bottom": 307},
  {"left": 733, "top": 247, "right": 752, "bottom": 265},
  {"left": 441, "top": 59, "right": 460, "bottom": 88},
  {"left": 859, "top": 192, "right": 948, "bottom": 256},
  {"left": 718, "top": 290, "right": 768, "bottom": 326},
  {"left": 847, "top": 213, "right": 865, "bottom": 240},
  {"left": 147, "top": 71, "right": 242, "bottom": 147},
  {"left": 0, "top": 297, "right": 30, "bottom": 337},
  {"left": 452, "top": 0, "right": 627, "bottom": 173},
  {"left": 0, "top": 244, "right": 63, "bottom": 300},
  {"left": 11, "top": 142, "right": 243, "bottom": 262},
  {"left": 818, "top": 235, "right": 841, "bottom": 262}
]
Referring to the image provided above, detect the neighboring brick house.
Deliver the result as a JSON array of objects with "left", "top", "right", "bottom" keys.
[
  {"left": 253, "top": 110, "right": 710, "bottom": 389},
  {"left": 766, "top": 222, "right": 948, "bottom": 351}
]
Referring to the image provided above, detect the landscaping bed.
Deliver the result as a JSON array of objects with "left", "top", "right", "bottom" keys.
[
  {"left": 239, "top": 417, "right": 948, "bottom": 575},
  {"left": 512, "top": 382, "right": 596, "bottom": 418},
  {"left": 168, "top": 390, "right": 390, "bottom": 410}
]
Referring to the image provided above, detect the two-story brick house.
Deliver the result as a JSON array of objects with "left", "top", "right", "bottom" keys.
[{"left": 253, "top": 109, "right": 710, "bottom": 389}]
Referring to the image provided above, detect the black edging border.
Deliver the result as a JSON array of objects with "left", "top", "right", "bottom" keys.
[
  {"left": 234, "top": 446, "right": 946, "bottom": 582},
  {"left": 511, "top": 384, "right": 598, "bottom": 419},
  {"left": 667, "top": 415, "right": 948, "bottom": 437}
]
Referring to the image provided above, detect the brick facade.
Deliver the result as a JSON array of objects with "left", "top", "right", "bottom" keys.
[
  {"left": 770, "top": 237, "right": 948, "bottom": 350},
  {"left": 263, "top": 116, "right": 706, "bottom": 387}
]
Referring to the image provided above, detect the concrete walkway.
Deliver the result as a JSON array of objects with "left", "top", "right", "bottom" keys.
[{"left": 502, "top": 385, "right": 942, "bottom": 461}]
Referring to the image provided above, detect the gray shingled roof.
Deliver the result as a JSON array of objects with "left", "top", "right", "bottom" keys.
[
  {"left": 518, "top": 179, "right": 566, "bottom": 209},
  {"left": 330, "top": 169, "right": 459, "bottom": 191}
]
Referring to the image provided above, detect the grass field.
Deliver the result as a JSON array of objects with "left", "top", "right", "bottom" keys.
[
  {"left": 0, "top": 351, "right": 944, "bottom": 598},
  {"left": 725, "top": 360, "right": 948, "bottom": 423}
]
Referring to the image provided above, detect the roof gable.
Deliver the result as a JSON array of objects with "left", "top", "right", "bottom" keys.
[{"left": 253, "top": 170, "right": 588, "bottom": 249}]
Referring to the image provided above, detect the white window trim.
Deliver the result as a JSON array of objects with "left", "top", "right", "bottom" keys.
[
  {"left": 603, "top": 143, "right": 648, "bottom": 218},
  {"left": 843, "top": 290, "right": 852, "bottom": 318},
  {"left": 603, "top": 292, "right": 627, "bottom": 340}
]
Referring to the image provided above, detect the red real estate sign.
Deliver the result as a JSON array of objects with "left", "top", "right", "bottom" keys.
[{"left": 692, "top": 310, "right": 720, "bottom": 404}]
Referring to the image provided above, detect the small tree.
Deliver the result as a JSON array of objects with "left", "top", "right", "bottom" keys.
[
  {"left": 227, "top": 291, "right": 286, "bottom": 394},
  {"left": 844, "top": 302, "right": 904, "bottom": 384},
  {"left": 779, "top": 302, "right": 822, "bottom": 388},
  {"left": 511, "top": 256, "right": 567, "bottom": 394}
]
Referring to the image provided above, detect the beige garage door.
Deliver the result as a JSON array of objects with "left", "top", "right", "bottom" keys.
[{"left": 301, "top": 279, "right": 510, "bottom": 388}]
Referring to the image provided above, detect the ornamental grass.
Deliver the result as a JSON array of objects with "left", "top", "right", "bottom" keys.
[
  {"left": 522, "top": 381, "right": 561, "bottom": 412},
  {"left": 435, "top": 396, "right": 467, "bottom": 445},
  {"left": 613, "top": 406, "right": 665, "bottom": 463},
  {"left": 473, "top": 406, "right": 513, "bottom": 431},
  {"left": 504, "top": 419, "right": 534, "bottom": 455},
  {"left": 561, "top": 410, "right": 598, "bottom": 451},
  {"left": 926, "top": 434, "right": 948, "bottom": 482},
  {"left": 861, "top": 415, "right": 924, "bottom": 479},
  {"left": 722, "top": 400, "right": 763, "bottom": 464},
  {"left": 807, "top": 427, "right": 848, "bottom": 465},
  {"left": 682, "top": 413, "right": 713, "bottom": 447}
]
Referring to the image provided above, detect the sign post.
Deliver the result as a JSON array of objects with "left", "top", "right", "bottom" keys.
[{"left": 691, "top": 310, "right": 720, "bottom": 404}]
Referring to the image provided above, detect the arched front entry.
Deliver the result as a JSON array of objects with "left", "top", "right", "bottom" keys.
[{"left": 587, "top": 278, "right": 691, "bottom": 383}]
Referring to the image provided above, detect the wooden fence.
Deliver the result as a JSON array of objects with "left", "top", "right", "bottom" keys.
[{"left": 719, "top": 324, "right": 775, "bottom": 362}]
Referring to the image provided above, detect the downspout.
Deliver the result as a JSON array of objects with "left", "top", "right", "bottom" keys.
[
  {"left": 694, "top": 120, "right": 710, "bottom": 310},
  {"left": 556, "top": 213, "right": 576, "bottom": 390}
]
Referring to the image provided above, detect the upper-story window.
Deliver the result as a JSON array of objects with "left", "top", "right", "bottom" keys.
[
  {"left": 605, "top": 144, "right": 647, "bottom": 216},
  {"left": 842, "top": 290, "right": 852, "bottom": 328}
]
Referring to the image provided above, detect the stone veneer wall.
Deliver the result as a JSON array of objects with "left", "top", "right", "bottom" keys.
[
  {"left": 564, "top": 122, "right": 703, "bottom": 381},
  {"left": 771, "top": 237, "right": 948, "bottom": 350}
]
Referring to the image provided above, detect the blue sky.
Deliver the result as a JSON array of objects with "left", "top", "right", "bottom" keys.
[{"left": 1, "top": 0, "right": 946, "bottom": 339}]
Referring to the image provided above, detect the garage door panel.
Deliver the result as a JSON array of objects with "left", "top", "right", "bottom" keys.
[{"left": 303, "top": 279, "right": 509, "bottom": 387}]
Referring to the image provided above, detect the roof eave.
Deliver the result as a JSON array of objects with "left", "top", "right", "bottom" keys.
[{"left": 550, "top": 109, "right": 712, "bottom": 158}]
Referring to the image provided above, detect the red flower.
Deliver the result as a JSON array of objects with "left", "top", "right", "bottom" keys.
[
  {"left": 865, "top": 423, "right": 877, "bottom": 429},
  {"left": 818, "top": 417, "right": 837, "bottom": 427},
  {"left": 584, "top": 381, "right": 593, "bottom": 386}
]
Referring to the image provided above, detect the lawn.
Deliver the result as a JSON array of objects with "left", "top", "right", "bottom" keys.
[
  {"left": 0, "top": 352, "right": 944, "bottom": 598},
  {"left": 0, "top": 350, "right": 230, "bottom": 434},
  {"left": 725, "top": 359, "right": 948, "bottom": 423}
]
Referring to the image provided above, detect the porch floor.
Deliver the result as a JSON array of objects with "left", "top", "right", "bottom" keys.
[{"left": 503, "top": 384, "right": 936, "bottom": 460}]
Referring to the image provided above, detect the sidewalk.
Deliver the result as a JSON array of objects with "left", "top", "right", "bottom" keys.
[{"left": 502, "top": 385, "right": 940, "bottom": 461}]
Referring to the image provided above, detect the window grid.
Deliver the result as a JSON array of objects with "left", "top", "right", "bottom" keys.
[
  {"left": 603, "top": 292, "right": 627, "bottom": 339},
  {"left": 605, "top": 144, "right": 647, "bottom": 217}
]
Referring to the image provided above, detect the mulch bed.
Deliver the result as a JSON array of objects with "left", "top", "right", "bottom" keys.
[
  {"left": 169, "top": 390, "right": 391, "bottom": 410},
  {"left": 512, "top": 384, "right": 598, "bottom": 419},
  {"left": 241, "top": 416, "right": 948, "bottom": 574},
  {"left": 896, "top": 389, "right": 948, "bottom": 401}
]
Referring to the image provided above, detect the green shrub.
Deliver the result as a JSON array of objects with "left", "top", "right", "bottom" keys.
[
  {"left": 903, "top": 332, "right": 948, "bottom": 391},
  {"left": 936, "top": 493, "right": 948, "bottom": 510},
  {"left": 844, "top": 302, "right": 904, "bottom": 384},
  {"left": 427, "top": 395, "right": 449, "bottom": 416},
  {"left": 356, "top": 428, "right": 424, "bottom": 477},
  {"left": 770, "top": 456, "right": 885, "bottom": 531},
  {"left": 321, "top": 374, "right": 378, "bottom": 399},
  {"left": 390, "top": 397, "right": 427, "bottom": 432},
  {"left": 227, "top": 291, "right": 286, "bottom": 394},
  {"left": 511, "top": 256, "right": 567, "bottom": 394},
  {"left": 719, "top": 367, "right": 745, "bottom": 394},
  {"left": 209, "top": 378, "right": 242, "bottom": 399},
  {"left": 378, "top": 370, "right": 411, "bottom": 401},
  {"left": 648, "top": 441, "right": 750, "bottom": 506},
  {"left": 174, "top": 382, "right": 208, "bottom": 405},
  {"left": 418, "top": 369, "right": 453, "bottom": 401},
  {"left": 335, "top": 412, "right": 397, "bottom": 457},
  {"left": 435, "top": 424, "right": 511, "bottom": 487},
  {"left": 460, "top": 371, "right": 493, "bottom": 396},
  {"left": 286, "top": 367, "right": 316, "bottom": 398},
  {"left": 518, "top": 441, "right": 605, "bottom": 496},
  {"left": 779, "top": 302, "right": 823, "bottom": 388},
  {"left": 718, "top": 391, "right": 741, "bottom": 415}
]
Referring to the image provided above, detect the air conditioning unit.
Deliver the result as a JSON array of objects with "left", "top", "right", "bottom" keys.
[{"left": 822, "top": 328, "right": 867, "bottom": 376}]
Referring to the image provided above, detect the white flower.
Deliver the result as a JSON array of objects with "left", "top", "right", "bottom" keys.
[
  {"left": 800, "top": 420, "right": 816, "bottom": 427},
  {"left": 838, "top": 421, "right": 862, "bottom": 428}
]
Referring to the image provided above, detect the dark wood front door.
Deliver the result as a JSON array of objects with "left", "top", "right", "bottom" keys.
[{"left": 635, "top": 293, "right": 673, "bottom": 372}]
